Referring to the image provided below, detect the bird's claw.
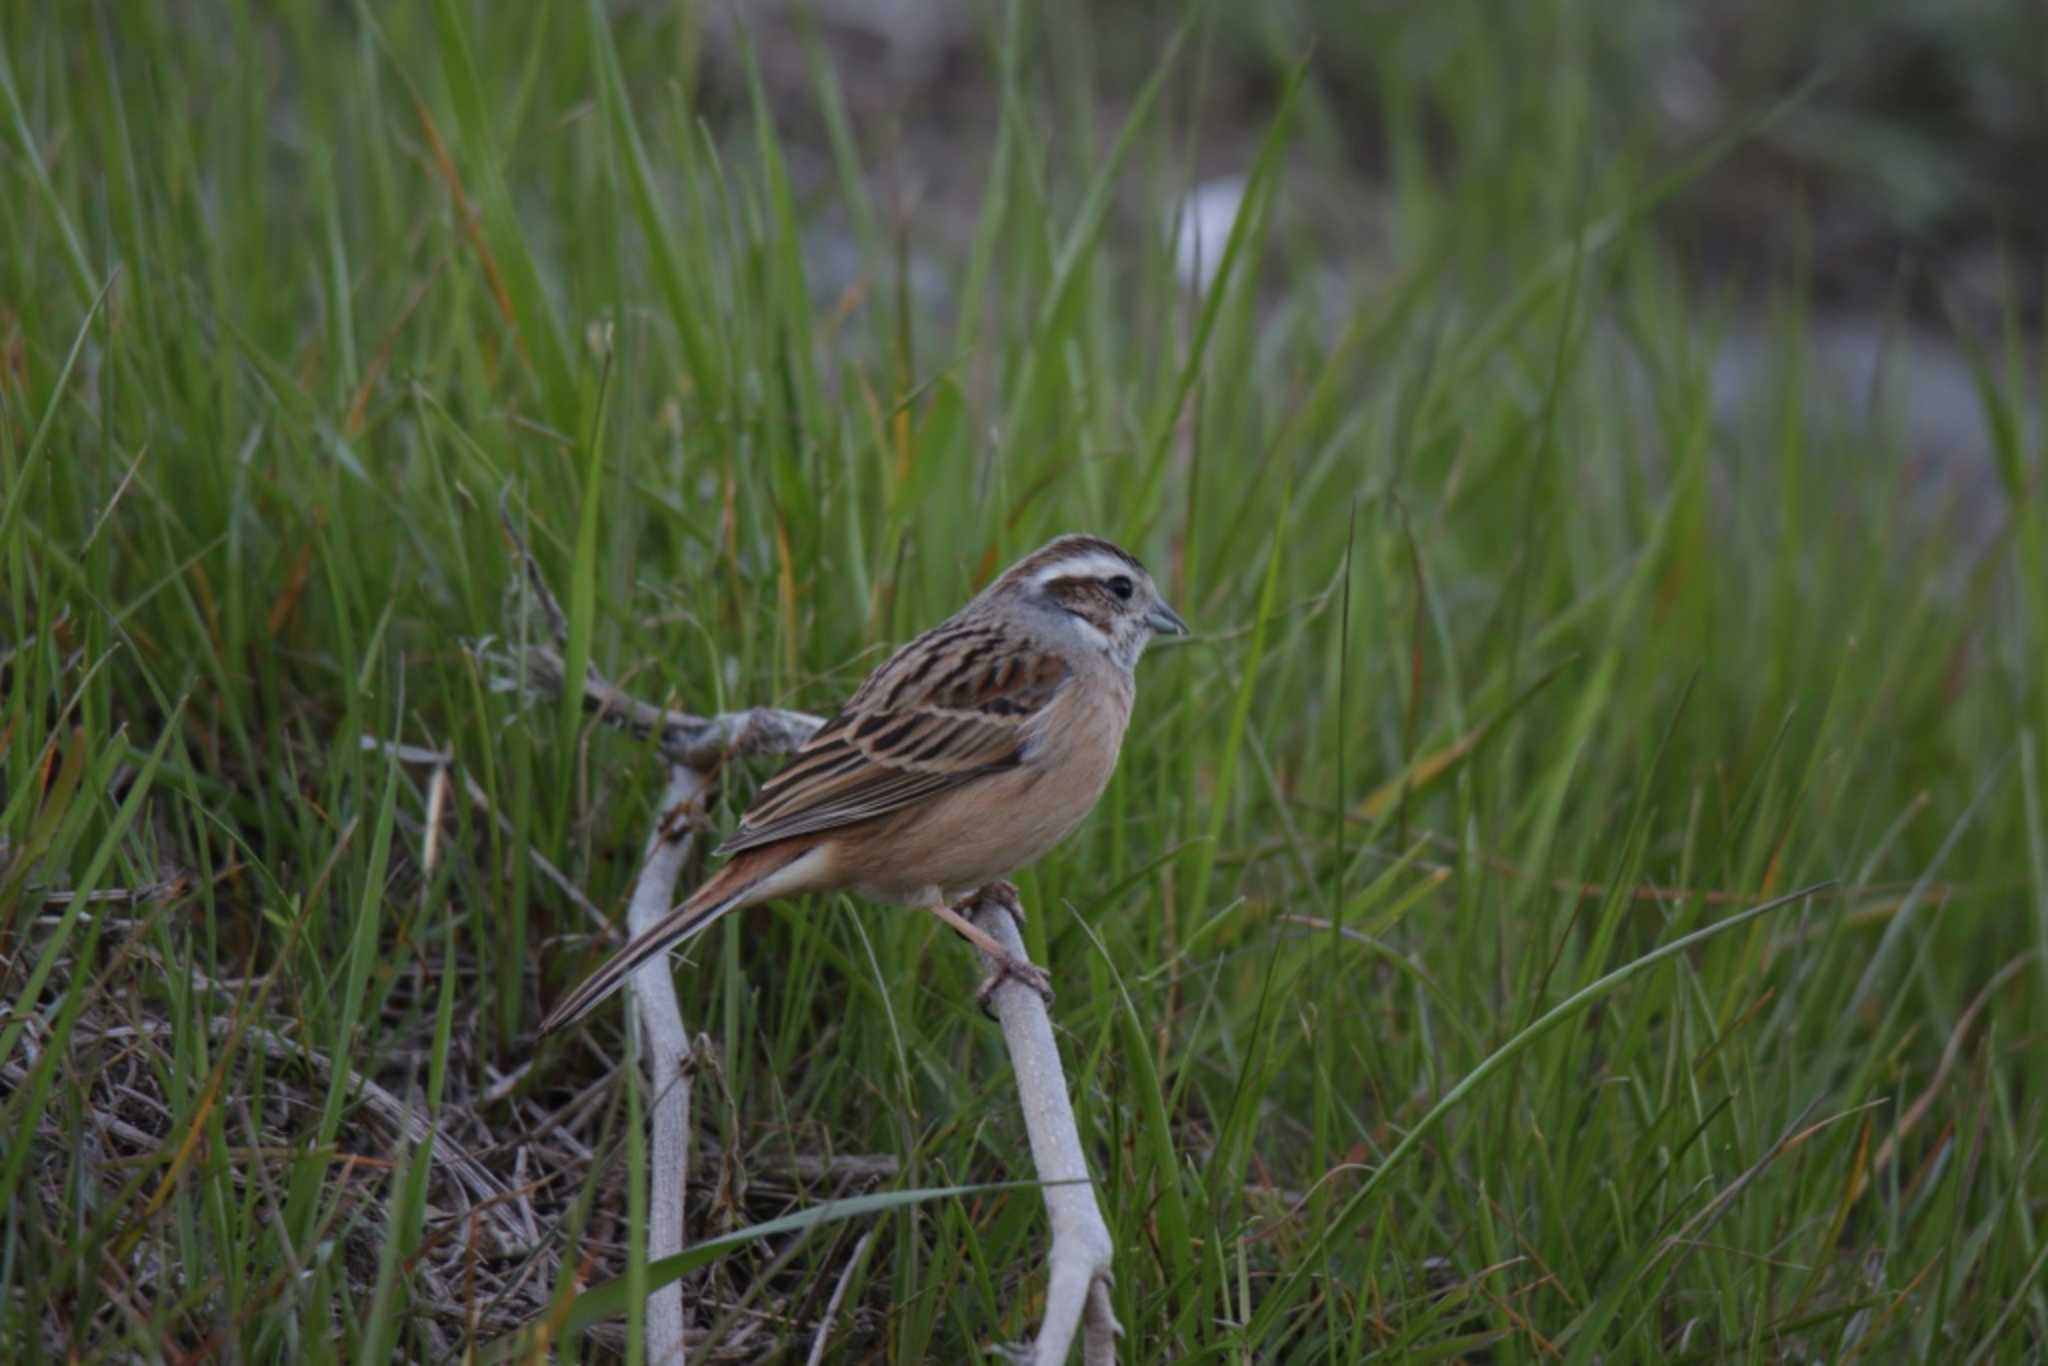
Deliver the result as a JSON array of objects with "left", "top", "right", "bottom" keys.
[{"left": 977, "top": 952, "right": 1054, "bottom": 1015}]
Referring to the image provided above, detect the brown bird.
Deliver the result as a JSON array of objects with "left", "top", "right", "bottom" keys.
[{"left": 540, "top": 534, "right": 1187, "bottom": 1033}]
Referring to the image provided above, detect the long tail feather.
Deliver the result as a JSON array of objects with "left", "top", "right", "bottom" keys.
[{"left": 541, "top": 860, "right": 769, "bottom": 1034}]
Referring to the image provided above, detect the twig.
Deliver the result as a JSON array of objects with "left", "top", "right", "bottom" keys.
[
  {"left": 805, "top": 1230, "right": 875, "bottom": 1366},
  {"left": 971, "top": 889, "right": 1121, "bottom": 1366},
  {"left": 490, "top": 505, "right": 822, "bottom": 771},
  {"left": 504, "top": 638, "right": 825, "bottom": 773},
  {"left": 622, "top": 765, "right": 714, "bottom": 1360},
  {"left": 30, "top": 873, "right": 197, "bottom": 908},
  {"left": 360, "top": 734, "right": 610, "bottom": 930}
]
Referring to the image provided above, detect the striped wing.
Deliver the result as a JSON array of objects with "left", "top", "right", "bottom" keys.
[{"left": 716, "top": 622, "right": 1069, "bottom": 857}]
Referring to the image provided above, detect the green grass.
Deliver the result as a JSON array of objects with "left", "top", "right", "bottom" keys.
[{"left": 4, "top": 2, "right": 2046, "bottom": 1361}]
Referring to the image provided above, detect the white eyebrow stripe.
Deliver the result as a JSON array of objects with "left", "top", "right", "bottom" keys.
[{"left": 1033, "top": 553, "right": 1140, "bottom": 587}]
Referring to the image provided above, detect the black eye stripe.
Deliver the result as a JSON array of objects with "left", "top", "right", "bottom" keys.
[{"left": 1043, "top": 574, "right": 1133, "bottom": 601}]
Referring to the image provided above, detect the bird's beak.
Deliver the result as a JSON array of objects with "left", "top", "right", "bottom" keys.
[{"left": 1145, "top": 602, "right": 1190, "bottom": 636}]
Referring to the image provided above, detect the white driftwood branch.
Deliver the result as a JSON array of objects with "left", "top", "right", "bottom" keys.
[
  {"left": 623, "top": 765, "right": 715, "bottom": 1360},
  {"left": 971, "top": 891, "right": 1121, "bottom": 1366}
]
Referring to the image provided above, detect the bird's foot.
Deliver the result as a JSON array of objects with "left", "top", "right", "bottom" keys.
[
  {"left": 976, "top": 951, "right": 1054, "bottom": 1014},
  {"left": 922, "top": 885, "right": 1053, "bottom": 1015},
  {"left": 973, "top": 880, "right": 1026, "bottom": 930}
]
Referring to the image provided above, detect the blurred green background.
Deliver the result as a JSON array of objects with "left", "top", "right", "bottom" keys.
[{"left": 3, "top": 1, "right": 2044, "bottom": 1360}]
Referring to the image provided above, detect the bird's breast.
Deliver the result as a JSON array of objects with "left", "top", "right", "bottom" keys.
[{"left": 845, "top": 677, "right": 1134, "bottom": 901}]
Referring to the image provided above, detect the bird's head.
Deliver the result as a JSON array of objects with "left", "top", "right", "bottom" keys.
[{"left": 993, "top": 533, "right": 1189, "bottom": 669}]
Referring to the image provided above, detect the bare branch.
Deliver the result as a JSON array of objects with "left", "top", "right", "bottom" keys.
[
  {"left": 971, "top": 889, "right": 1121, "bottom": 1366},
  {"left": 622, "top": 765, "right": 716, "bottom": 1359}
]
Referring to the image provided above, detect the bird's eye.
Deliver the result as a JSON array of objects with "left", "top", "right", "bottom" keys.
[{"left": 1106, "top": 575, "right": 1134, "bottom": 601}]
